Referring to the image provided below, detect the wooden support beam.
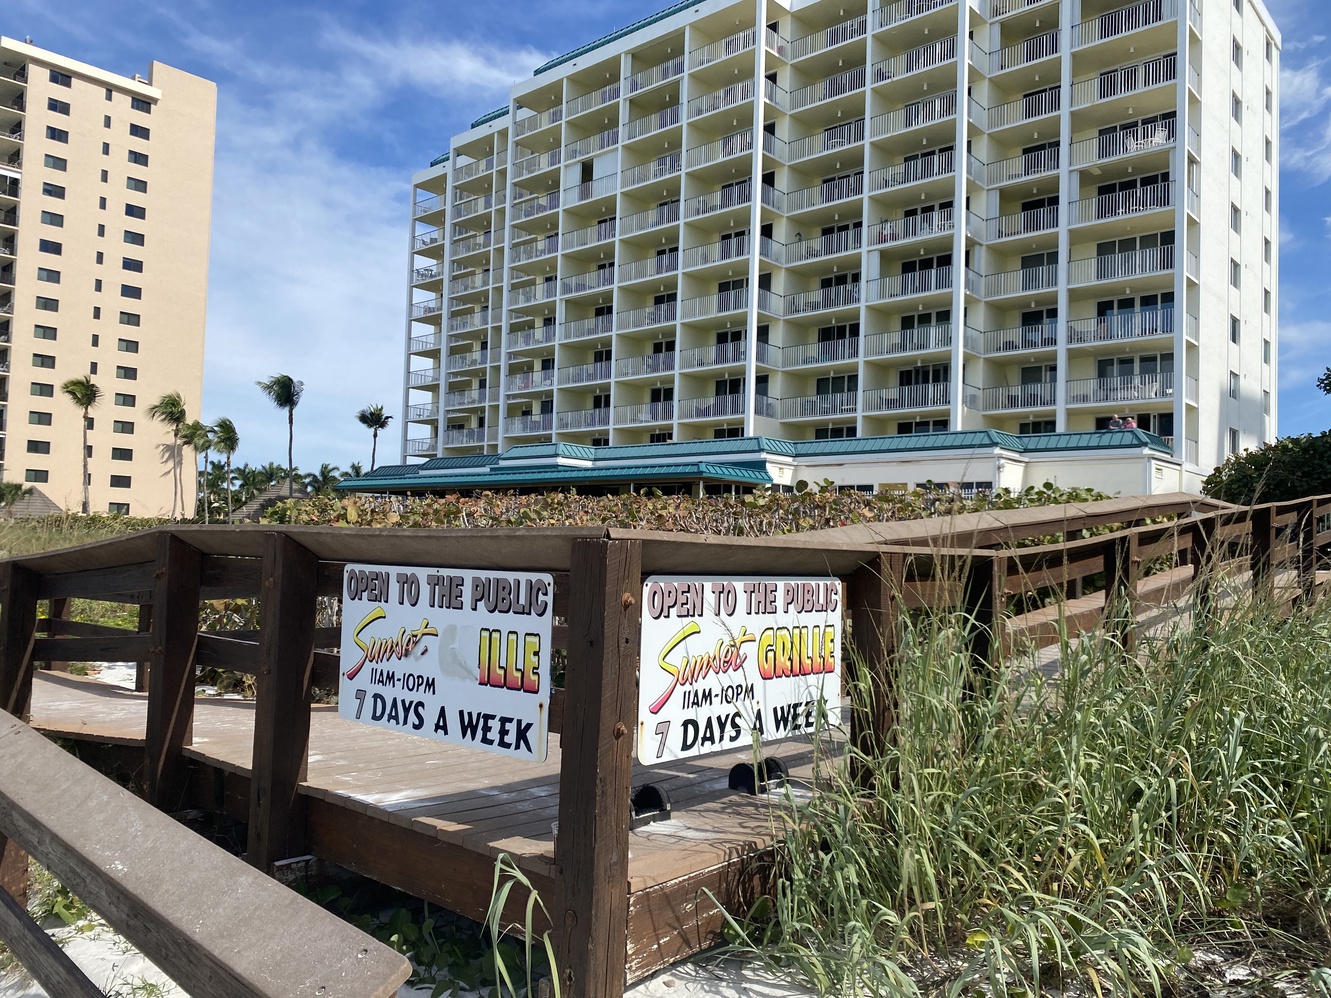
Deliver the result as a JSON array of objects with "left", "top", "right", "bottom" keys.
[
  {"left": 248, "top": 533, "right": 320, "bottom": 871},
  {"left": 1103, "top": 532, "right": 1141, "bottom": 652},
  {"left": 555, "top": 538, "right": 642, "bottom": 998},
  {"left": 0, "top": 562, "right": 40, "bottom": 722},
  {"left": 961, "top": 555, "right": 1003, "bottom": 689},
  {"left": 0, "top": 883, "right": 104, "bottom": 998},
  {"left": 144, "top": 534, "right": 202, "bottom": 811},
  {"left": 32, "top": 634, "right": 154, "bottom": 663},
  {"left": 0, "top": 837, "right": 27, "bottom": 909},
  {"left": 1250, "top": 505, "right": 1276, "bottom": 602},
  {"left": 849, "top": 554, "right": 902, "bottom": 777},
  {"left": 136, "top": 603, "right": 152, "bottom": 693}
]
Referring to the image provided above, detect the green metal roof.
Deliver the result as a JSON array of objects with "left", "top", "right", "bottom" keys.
[
  {"left": 470, "top": 106, "right": 510, "bottom": 128},
  {"left": 419, "top": 455, "right": 497, "bottom": 471},
  {"left": 1016, "top": 429, "right": 1171, "bottom": 453},
  {"left": 532, "top": 0, "right": 696, "bottom": 76},
  {"left": 428, "top": 151, "right": 450, "bottom": 168},
  {"left": 336, "top": 462, "right": 772, "bottom": 493}
]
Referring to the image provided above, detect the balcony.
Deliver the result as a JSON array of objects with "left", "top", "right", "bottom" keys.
[
  {"left": 789, "top": 14, "right": 868, "bottom": 60},
  {"left": 505, "top": 414, "right": 554, "bottom": 435},
  {"left": 870, "top": 149, "right": 955, "bottom": 194},
  {"left": 618, "top": 302, "right": 677, "bottom": 332},
  {"left": 566, "top": 83, "right": 620, "bottom": 118},
  {"left": 1072, "top": 0, "right": 1178, "bottom": 49},
  {"left": 791, "top": 66, "right": 866, "bottom": 113},
  {"left": 444, "top": 389, "right": 490, "bottom": 408},
  {"left": 615, "top": 401, "right": 674, "bottom": 424},
  {"left": 983, "top": 147, "right": 1060, "bottom": 187},
  {"left": 981, "top": 88, "right": 1060, "bottom": 130},
  {"left": 507, "top": 326, "right": 557, "bottom": 350},
  {"left": 443, "top": 428, "right": 490, "bottom": 447},
  {"left": 690, "top": 27, "right": 757, "bottom": 70},
  {"left": 511, "top": 190, "right": 560, "bottom": 220},
  {"left": 873, "top": 37, "right": 957, "bottom": 85},
  {"left": 1069, "top": 120, "right": 1175, "bottom": 168},
  {"left": 984, "top": 265, "right": 1058, "bottom": 298},
  {"left": 619, "top": 253, "right": 678, "bottom": 283},
  {"left": 408, "top": 404, "right": 440, "bottom": 420},
  {"left": 677, "top": 394, "right": 747, "bottom": 420},
  {"left": 452, "top": 192, "right": 499, "bottom": 221},
  {"left": 506, "top": 369, "right": 556, "bottom": 392},
  {"left": 621, "top": 201, "right": 681, "bottom": 236},
  {"left": 865, "top": 324, "right": 952, "bottom": 358},
  {"left": 981, "top": 383, "right": 1057, "bottom": 412},
  {"left": 452, "top": 231, "right": 493, "bottom": 257},
  {"left": 627, "top": 55, "right": 685, "bottom": 94},
  {"left": 685, "top": 130, "right": 752, "bottom": 170},
  {"left": 684, "top": 183, "right": 752, "bottom": 220},
  {"left": 1068, "top": 181, "right": 1174, "bottom": 225},
  {"left": 558, "top": 361, "right": 614, "bottom": 387},
  {"left": 1068, "top": 310, "right": 1175, "bottom": 345},
  {"left": 679, "top": 341, "right": 748, "bottom": 371},
  {"left": 877, "top": 0, "right": 958, "bottom": 28},
  {"left": 616, "top": 353, "right": 676, "bottom": 378},
  {"left": 787, "top": 120, "right": 866, "bottom": 162},
  {"left": 511, "top": 149, "right": 562, "bottom": 180},
  {"left": 511, "top": 235, "right": 559, "bottom": 264},
  {"left": 688, "top": 80, "right": 756, "bottom": 119},
  {"left": 867, "top": 267, "right": 954, "bottom": 302},
  {"left": 871, "top": 92, "right": 957, "bottom": 140},
  {"left": 557, "top": 408, "right": 611, "bottom": 432},
  {"left": 781, "top": 392, "right": 859, "bottom": 420},
  {"left": 560, "top": 315, "right": 615, "bottom": 342},
  {"left": 453, "top": 152, "right": 503, "bottom": 183},
  {"left": 1070, "top": 53, "right": 1177, "bottom": 107},
  {"left": 623, "top": 153, "right": 681, "bottom": 188},
  {"left": 1067, "top": 246, "right": 1173, "bottom": 285},
  {"left": 990, "top": 0, "right": 1057, "bottom": 16},
  {"left": 680, "top": 289, "right": 750, "bottom": 321},
  {"left": 566, "top": 126, "right": 619, "bottom": 161},
  {"left": 514, "top": 107, "right": 563, "bottom": 138},
  {"left": 445, "top": 349, "right": 489, "bottom": 372},
  {"left": 681, "top": 237, "right": 751, "bottom": 270},
  {"left": 783, "top": 337, "right": 860, "bottom": 368},
  {"left": 623, "top": 105, "right": 681, "bottom": 142},
  {"left": 510, "top": 283, "right": 556, "bottom": 307},
  {"left": 988, "top": 30, "right": 1058, "bottom": 75},
  {"left": 563, "top": 268, "right": 617, "bottom": 295},
  {"left": 785, "top": 283, "right": 862, "bottom": 317},
  {"left": 411, "top": 297, "right": 444, "bottom": 319},
  {"left": 784, "top": 228, "right": 864, "bottom": 264},
  {"left": 561, "top": 219, "right": 617, "bottom": 251},
  {"left": 405, "top": 438, "right": 438, "bottom": 456},
  {"left": 413, "top": 229, "right": 442, "bottom": 252},
  {"left": 986, "top": 205, "right": 1058, "bottom": 241},
  {"left": 973, "top": 323, "right": 1058, "bottom": 355},
  {"left": 863, "top": 383, "right": 950, "bottom": 412},
  {"left": 1066, "top": 372, "right": 1175, "bottom": 406},
  {"left": 448, "top": 310, "right": 491, "bottom": 333},
  {"left": 785, "top": 174, "right": 864, "bottom": 214},
  {"left": 408, "top": 368, "right": 441, "bottom": 387}
]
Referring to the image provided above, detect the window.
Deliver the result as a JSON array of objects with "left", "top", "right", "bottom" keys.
[
  {"left": 36, "top": 268, "right": 60, "bottom": 284},
  {"left": 1265, "top": 187, "right": 1272, "bottom": 212},
  {"left": 1263, "top": 390, "right": 1271, "bottom": 415},
  {"left": 1231, "top": 149, "right": 1242, "bottom": 178},
  {"left": 25, "top": 441, "right": 50, "bottom": 455},
  {"left": 45, "top": 126, "right": 69, "bottom": 144},
  {"left": 123, "top": 230, "right": 145, "bottom": 246},
  {"left": 43, "top": 154, "right": 66, "bottom": 171},
  {"left": 131, "top": 97, "right": 152, "bottom": 114},
  {"left": 1229, "top": 371, "right": 1240, "bottom": 399},
  {"left": 1265, "top": 37, "right": 1273, "bottom": 61},
  {"left": 1230, "top": 259, "right": 1241, "bottom": 288},
  {"left": 120, "top": 284, "right": 141, "bottom": 299},
  {"left": 129, "top": 123, "right": 150, "bottom": 140},
  {"left": 1229, "top": 428, "right": 1240, "bottom": 455},
  {"left": 35, "top": 297, "right": 59, "bottom": 312},
  {"left": 127, "top": 150, "right": 149, "bottom": 167},
  {"left": 47, "top": 97, "right": 71, "bottom": 115},
  {"left": 1233, "top": 0, "right": 1240, "bottom": 10},
  {"left": 102, "top": 142, "right": 109, "bottom": 156},
  {"left": 31, "top": 354, "right": 55, "bottom": 369},
  {"left": 1232, "top": 39, "right": 1243, "bottom": 68},
  {"left": 111, "top": 447, "right": 133, "bottom": 461},
  {"left": 108, "top": 502, "right": 130, "bottom": 515},
  {"left": 89, "top": 361, "right": 97, "bottom": 375},
  {"left": 105, "top": 87, "right": 113, "bottom": 101},
  {"left": 49, "top": 70, "right": 72, "bottom": 87},
  {"left": 1265, "top": 87, "right": 1273, "bottom": 112},
  {"left": 117, "top": 338, "right": 138, "bottom": 353},
  {"left": 1232, "top": 93, "right": 1242, "bottom": 122},
  {"left": 125, "top": 177, "right": 147, "bottom": 193},
  {"left": 114, "top": 392, "right": 135, "bottom": 406},
  {"left": 25, "top": 470, "right": 49, "bottom": 484},
  {"left": 1264, "top": 288, "right": 1272, "bottom": 314},
  {"left": 124, "top": 203, "right": 146, "bottom": 219},
  {"left": 113, "top": 420, "right": 134, "bottom": 434},
  {"left": 118, "top": 311, "right": 140, "bottom": 326},
  {"left": 99, "top": 197, "right": 107, "bottom": 210},
  {"left": 92, "top": 306, "right": 101, "bottom": 319},
  {"left": 41, "top": 182, "right": 65, "bottom": 199},
  {"left": 40, "top": 211, "right": 63, "bottom": 227},
  {"left": 115, "top": 366, "right": 137, "bottom": 380},
  {"left": 38, "top": 239, "right": 61, "bottom": 255},
  {"left": 91, "top": 334, "right": 99, "bottom": 347},
  {"left": 109, "top": 475, "right": 132, "bottom": 489},
  {"left": 121, "top": 258, "right": 143, "bottom": 273},
  {"left": 95, "top": 251, "right": 104, "bottom": 265},
  {"left": 28, "top": 412, "right": 51, "bottom": 426},
  {"left": 30, "top": 383, "right": 54, "bottom": 397},
  {"left": 1230, "top": 315, "right": 1241, "bottom": 343},
  {"left": 100, "top": 169, "right": 108, "bottom": 183},
  {"left": 33, "top": 326, "right": 56, "bottom": 341},
  {"left": 1265, "top": 138, "right": 1272, "bottom": 163},
  {"left": 103, "top": 115, "right": 111, "bottom": 129},
  {"left": 1264, "top": 238, "right": 1272, "bottom": 263},
  {"left": 97, "top": 224, "right": 105, "bottom": 237}
]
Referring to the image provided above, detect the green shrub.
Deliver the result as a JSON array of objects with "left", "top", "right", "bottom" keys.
[{"left": 1202, "top": 431, "right": 1331, "bottom": 505}]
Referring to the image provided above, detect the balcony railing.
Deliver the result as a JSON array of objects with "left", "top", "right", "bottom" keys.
[
  {"left": 621, "top": 201, "right": 681, "bottom": 236},
  {"left": 413, "top": 194, "right": 442, "bottom": 218},
  {"left": 623, "top": 153, "right": 681, "bottom": 187},
  {"left": 783, "top": 337, "right": 860, "bottom": 367},
  {"left": 566, "top": 126, "right": 619, "bottom": 160},
  {"left": 764, "top": 78, "right": 789, "bottom": 111},
  {"left": 983, "top": 147, "right": 1060, "bottom": 186},
  {"left": 1068, "top": 245, "right": 1174, "bottom": 284},
  {"left": 790, "top": 66, "right": 866, "bottom": 112},
  {"left": 982, "top": 87, "right": 1061, "bottom": 129},
  {"left": 452, "top": 231, "right": 493, "bottom": 256},
  {"left": 684, "top": 183, "right": 752, "bottom": 219},
  {"left": 616, "top": 353, "right": 676, "bottom": 378},
  {"left": 680, "top": 289, "right": 750, "bottom": 320},
  {"left": 1073, "top": 0, "right": 1178, "bottom": 47},
  {"left": 1186, "top": 187, "right": 1199, "bottom": 217},
  {"left": 787, "top": 119, "right": 866, "bottom": 161},
  {"left": 452, "top": 192, "right": 498, "bottom": 220},
  {"left": 990, "top": 0, "right": 1056, "bottom": 16},
  {"left": 987, "top": 206, "right": 1059, "bottom": 241},
  {"left": 990, "top": 30, "right": 1058, "bottom": 74},
  {"left": 872, "top": 37, "right": 957, "bottom": 85},
  {"left": 765, "top": 27, "right": 788, "bottom": 58},
  {"left": 559, "top": 315, "right": 615, "bottom": 342},
  {"left": 408, "top": 368, "right": 441, "bottom": 387},
  {"left": 689, "top": 79, "right": 756, "bottom": 119},
  {"left": 413, "top": 229, "right": 442, "bottom": 251},
  {"left": 411, "top": 297, "right": 444, "bottom": 318},
  {"left": 514, "top": 107, "right": 563, "bottom": 137},
  {"left": 982, "top": 383, "right": 1057, "bottom": 411},
  {"left": 449, "top": 273, "right": 488, "bottom": 295},
  {"left": 409, "top": 403, "right": 441, "bottom": 420},
  {"left": 619, "top": 254, "right": 678, "bottom": 283},
  {"left": 984, "top": 265, "right": 1058, "bottom": 298},
  {"left": 442, "top": 428, "right": 488, "bottom": 447},
  {"left": 507, "top": 326, "right": 558, "bottom": 350},
  {"left": 863, "top": 383, "right": 950, "bottom": 412},
  {"left": 448, "top": 310, "right": 491, "bottom": 333},
  {"left": 868, "top": 267, "right": 954, "bottom": 301},
  {"left": 975, "top": 323, "right": 1059, "bottom": 355},
  {"left": 1068, "top": 181, "right": 1174, "bottom": 224},
  {"left": 511, "top": 191, "right": 560, "bottom": 220},
  {"left": 790, "top": 14, "right": 867, "bottom": 61},
  {"left": 870, "top": 149, "right": 954, "bottom": 193},
  {"left": 1187, "top": 0, "right": 1201, "bottom": 31},
  {"left": 445, "top": 349, "right": 489, "bottom": 371},
  {"left": 681, "top": 237, "right": 751, "bottom": 270},
  {"left": 615, "top": 401, "right": 674, "bottom": 424},
  {"left": 557, "top": 407, "right": 611, "bottom": 431},
  {"left": 677, "top": 394, "right": 747, "bottom": 420},
  {"left": 561, "top": 219, "right": 617, "bottom": 251},
  {"left": 680, "top": 341, "right": 748, "bottom": 370},
  {"left": 1185, "top": 312, "right": 1199, "bottom": 344},
  {"left": 566, "top": 176, "right": 617, "bottom": 204},
  {"left": 506, "top": 369, "right": 556, "bottom": 392},
  {"left": 784, "top": 227, "right": 864, "bottom": 264},
  {"left": 512, "top": 148, "right": 563, "bottom": 180},
  {"left": 1070, "top": 53, "right": 1177, "bottom": 106},
  {"left": 690, "top": 27, "right": 757, "bottom": 69},
  {"left": 1069, "top": 120, "right": 1175, "bottom": 168},
  {"left": 623, "top": 105, "right": 681, "bottom": 142},
  {"left": 405, "top": 438, "right": 438, "bottom": 456},
  {"left": 864, "top": 324, "right": 952, "bottom": 358},
  {"left": 869, "top": 208, "right": 954, "bottom": 246},
  {"left": 509, "top": 283, "right": 557, "bottom": 306},
  {"left": 781, "top": 392, "right": 859, "bottom": 420},
  {"left": 871, "top": 91, "right": 957, "bottom": 138},
  {"left": 563, "top": 268, "right": 618, "bottom": 295},
  {"left": 685, "top": 130, "right": 752, "bottom": 170},
  {"left": 566, "top": 83, "right": 620, "bottom": 118},
  {"left": 1066, "top": 372, "right": 1175, "bottom": 405},
  {"left": 618, "top": 302, "right": 678, "bottom": 331},
  {"left": 876, "top": 0, "right": 958, "bottom": 28},
  {"left": 505, "top": 414, "right": 554, "bottom": 435},
  {"left": 445, "top": 388, "right": 492, "bottom": 408},
  {"left": 1067, "top": 310, "right": 1175, "bottom": 345},
  {"left": 510, "top": 235, "right": 560, "bottom": 264},
  {"left": 627, "top": 55, "right": 684, "bottom": 94},
  {"left": 786, "top": 283, "right": 862, "bottom": 316},
  {"left": 785, "top": 174, "right": 864, "bottom": 213}
]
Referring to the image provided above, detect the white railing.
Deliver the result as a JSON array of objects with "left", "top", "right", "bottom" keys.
[
  {"left": 409, "top": 403, "right": 441, "bottom": 420},
  {"left": 790, "top": 14, "right": 867, "bottom": 61},
  {"left": 764, "top": 79, "right": 789, "bottom": 111},
  {"left": 561, "top": 218, "right": 617, "bottom": 250},
  {"left": 616, "top": 353, "right": 676, "bottom": 378},
  {"left": 984, "top": 146, "right": 1060, "bottom": 186},
  {"left": 620, "top": 201, "right": 680, "bottom": 236},
  {"left": 990, "top": 30, "right": 1058, "bottom": 74},
  {"left": 785, "top": 228, "right": 864, "bottom": 263},
  {"left": 1186, "top": 251, "right": 1198, "bottom": 280},
  {"left": 408, "top": 368, "right": 441, "bottom": 387},
  {"left": 448, "top": 272, "right": 486, "bottom": 295},
  {"left": 452, "top": 231, "right": 492, "bottom": 256},
  {"left": 982, "top": 383, "right": 1057, "bottom": 411},
  {"left": 618, "top": 302, "right": 678, "bottom": 331},
  {"left": 563, "top": 268, "right": 618, "bottom": 295},
  {"left": 514, "top": 106, "right": 563, "bottom": 137},
  {"left": 785, "top": 173, "right": 864, "bottom": 213},
  {"left": 1187, "top": 0, "right": 1201, "bottom": 31},
  {"left": 505, "top": 414, "right": 554, "bottom": 435},
  {"left": 1069, "top": 120, "right": 1175, "bottom": 167},
  {"left": 446, "top": 349, "right": 489, "bottom": 371},
  {"left": 505, "top": 369, "right": 556, "bottom": 392},
  {"left": 984, "top": 87, "right": 1060, "bottom": 129},
  {"left": 445, "top": 388, "right": 491, "bottom": 408},
  {"left": 410, "top": 332, "right": 442, "bottom": 352},
  {"left": 566, "top": 83, "right": 620, "bottom": 118},
  {"left": 413, "top": 194, "right": 442, "bottom": 217},
  {"left": 974, "top": 324, "right": 1058, "bottom": 354},
  {"left": 406, "top": 438, "right": 439, "bottom": 456},
  {"left": 415, "top": 264, "right": 443, "bottom": 285},
  {"left": 677, "top": 394, "right": 747, "bottom": 420},
  {"left": 454, "top": 155, "right": 498, "bottom": 183},
  {"left": 783, "top": 337, "right": 860, "bottom": 367},
  {"left": 509, "top": 282, "right": 557, "bottom": 306},
  {"left": 511, "top": 148, "right": 563, "bottom": 180},
  {"left": 871, "top": 91, "right": 957, "bottom": 137},
  {"left": 1188, "top": 63, "right": 1200, "bottom": 93},
  {"left": 507, "top": 326, "right": 558, "bottom": 350},
  {"left": 691, "top": 27, "right": 758, "bottom": 69},
  {"left": 876, "top": 0, "right": 957, "bottom": 29},
  {"left": 990, "top": 0, "right": 1055, "bottom": 17},
  {"left": 1067, "top": 310, "right": 1175, "bottom": 345},
  {"left": 411, "top": 297, "right": 444, "bottom": 318},
  {"left": 965, "top": 269, "right": 983, "bottom": 297},
  {"left": 762, "top": 131, "right": 788, "bottom": 162},
  {"left": 757, "top": 290, "right": 783, "bottom": 316},
  {"left": 1068, "top": 246, "right": 1174, "bottom": 284},
  {"left": 864, "top": 324, "right": 952, "bottom": 357},
  {"left": 685, "top": 130, "right": 752, "bottom": 169},
  {"left": 987, "top": 205, "right": 1059, "bottom": 240},
  {"left": 622, "top": 153, "right": 682, "bottom": 187},
  {"left": 618, "top": 253, "right": 678, "bottom": 283},
  {"left": 1184, "top": 438, "right": 1199, "bottom": 464},
  {"left": 984, "top": 265, "right": 1057, "bottom": 298},
  {"left": 681, "top": 237, "right": 751, "bottom": 270},
  {"left": 413, "top": 229, "right": 442, "bottom": 251},
  {"left": 1068, "top": 181, "right": 1174, "bottom": 224},
  {"left": 628, "top": 55, "right": 685, "bottom": 94},
  {"left": 1185, "top": 376, "right": 1199, "bottom": 404},
  {"left": 557, "top": 408, "right": 612, "bottom": 431},
  {"left": 566, "top": 176, "right": 616, "bottom": 204},
  {"left": 509, "top": 235, "right": 559, "bottom": 263},
  {"left": 511, "top": 190, "right": 560, "bottom": 220},
  {"left": 872, "top": 37, "right": 957, "bottom": 84},
  {"left": 448, "top": 310, "right": 491, "bottom": 332},
  {"left": 684, "top": 182, "right": 752, "bottom": 219},
  {"left": 559, "top": 315, "right": 615, "bottom": 341},
  {"left": 623, "top": 104, "right": 681, "bottom": 141},
  {"left": 1066, "top": 373, "right": 1175, "bottom": 405},
  {"left": 689, "top": 79, "right": 756, "bottom": 119},
  {"left": 1071, "top": 53, "right": 1177, "bottom": 106},
  {"left": 781, "top": 392, "right": 859, "bottom": 419},
  {"left": 443, "top": 428, "right": 488, "bottom": 447},
  {"left": 871, "top": 150, "right": 955, "bottom": 192},
  {"left": 1185, "top": 312, "right": 1199, "bottom": 343},
  {"left": 566, "top": 126, "right": 619, "bottom": 160},
  {"left": 868, "top": 267, "right": 953, "bottom": 301},
  {"left": 785, "top": 283, "right": 862, "bottom": 316},
  {"left": 1072, "top": 0, "right": 1179, "bottom": 48},
  {"left": 863, "top": 383, "right": 950, "bottom": 412},
  {"left": 869, "top": 208, "right": 954, "bottom": 246},
  {"left": 680, "top": 341, "right": 748, "bottom": 369},
  {"left": 680, "top": 289, "right": 750, "bottom": 320},
  {"left": 790, "top": 66, "right": 866, "bottom": 112},
  {"left": 764, "top": 27, "right": 788, "bottom": 58},
  {"left": 615, "top": 401, "right": 675, "bottom": 424},
  {"left": 786, "top": 119, "right": 866, "bottom": 161}
]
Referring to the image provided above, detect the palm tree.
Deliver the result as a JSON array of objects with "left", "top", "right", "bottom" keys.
[
  {"left": 60, "top": 376, "right": 102, "bottom": 515},
  {"left": 255, "top": 374, "right": 304, "bottom": 498},
  {"left": 181, "top": 420, "right": 214, "bottom": 523},
  {"left": 258, "top": 461, "right": 287, "bottom": 490},
  {"left": 0, "top": 481, "right": 34, "bottom": 518},
  {"left": 342, "top": 462, "right": 364, "bottom": 481},
  {"left": 305, "top": 463, "right": 342, "bottom": 498},
  {"left": 146, "top": 391, "right": 188, "bottom": 517},
  {"left": 211, "top": 417, "right": 240, "bottom": 522},
  {"left": 355, "top": 404, "right": 393, "bottom": 472}
]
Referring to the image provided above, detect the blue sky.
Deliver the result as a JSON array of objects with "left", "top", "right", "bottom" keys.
[{"left": 5, "top": 0, "right": 1329, "bottom": 472}]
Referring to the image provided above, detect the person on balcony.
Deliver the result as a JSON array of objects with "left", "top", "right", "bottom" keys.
[
  {"left": 1122, "top": 416, "right": 1138, "bottom": 429},
  {"left": 1108, "top": 414, "right": 1124, "bottom": 429}
]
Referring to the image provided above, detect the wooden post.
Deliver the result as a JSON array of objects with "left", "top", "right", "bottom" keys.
[
  {"left": 555, "top": 538, "right": 642, "bottom": 998},
  {"left": 849, "top": 553, "right": 902, "bottom": 774},
  {"left": 1249, "top": 505, "right": 1276, "bottom": 603},
  {"left": 0, "top": 836, "right": 28, "bottom": 908},
  {"left": 135, "top": 603, "right": 153, "bottom": 693},
  {"left": 0, "top": 561, "right": 39, "bottom": 909},
  {"left": 1103, "top": 532, "right": 1140, "bottom": 652},
  {"left": 144, "top": 533, "right": 202, "bottom": 811},
  {"left": 1297, "top": 500, "right": 1318, "bottom": 605},
  {"left": 43, "top": 597, "right": 71, "bottom": 673},
  {"left": 961, "top": 554, "right": 1004, "bottom": 705},
  {"left": 248, "top": 533, "right": 320, "bottom": 871},
  {"left": 1065, "top": 528, "right": 1085, "bottom": 600}
]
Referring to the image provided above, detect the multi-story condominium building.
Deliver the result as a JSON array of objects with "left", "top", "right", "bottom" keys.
[
  {"left": 0, "top": 38, "right": 215, "bottom": 515},
  {"left": 401, "top": 0, "right": 1279, "bottom": 491}
]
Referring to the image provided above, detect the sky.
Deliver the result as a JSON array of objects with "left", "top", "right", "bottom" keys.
[{"left": 3, "top": 0, "right": 1329, "bottom": 474}]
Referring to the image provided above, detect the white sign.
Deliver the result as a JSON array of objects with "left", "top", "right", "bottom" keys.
[
  {"left": 636, "top": 576, "right": 842, "bottom": 765},
  {"left": 339, "top": 564, "right": 554, "bottom": 762}
]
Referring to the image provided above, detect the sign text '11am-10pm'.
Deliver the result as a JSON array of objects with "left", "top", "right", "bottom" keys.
[
  {"left": 338, "top": 564, "right": 554, "bottom": 762},
  {"left": 637, "top": 576, "right": 842, "bottom": 765}
]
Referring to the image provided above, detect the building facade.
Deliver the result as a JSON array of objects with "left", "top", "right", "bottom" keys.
[
  {"left": 0, "top": 38, "right": 215, "bottom": 516},
  {"left": 402, "top": 0, "right": 1279, "bottom": 490}
]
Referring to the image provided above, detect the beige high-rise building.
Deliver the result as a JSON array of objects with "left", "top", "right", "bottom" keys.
[{"left": 0, "top": 38, "right": 215, "bottom": 516}]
